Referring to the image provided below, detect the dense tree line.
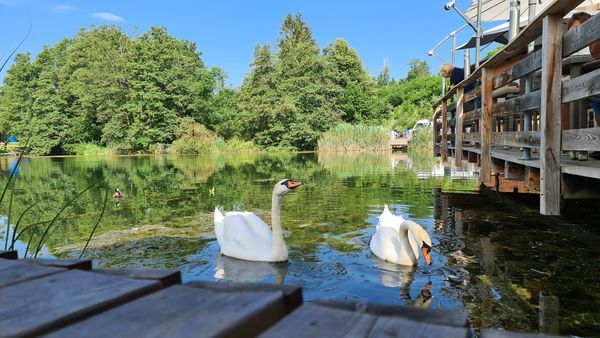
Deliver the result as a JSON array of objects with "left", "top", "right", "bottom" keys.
[{"left": 0, "top": 14, "right": 441, "bottom": 155}]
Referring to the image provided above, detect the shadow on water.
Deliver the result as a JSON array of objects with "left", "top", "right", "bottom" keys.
[{"left": 437, "top": 189, "right": 600, "bottom": 336}]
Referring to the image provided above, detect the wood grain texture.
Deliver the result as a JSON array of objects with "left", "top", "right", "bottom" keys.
[
  {"left": 0, "top": 258, "right": 64, "bottom": 288},
  {"left": 94, "top": 268, "right": 181, "bottom": 287},
  {"left": 442, "top": 100, "right": 448, "bottom": 162},
  {"left": 562, "top": 12, "right": 600, "bottom": 57},
  {"left": 481, "top": 67, "right": 494, "bottom": 187},
  {"left": 46, "top": 286, "right": 290, "bottom": 338},
  {"left": 313, "top": 300, "right": 469, "bottom": 328},
  {"left": 540, "top": 14, "right": 563, "bottom": 215},
  {"left": 562, "top": 127, "right": 600, "bottom": 151},
  {"left": 25, "top": 258, "right": 92, "bottom": 271},
  {"left": 561, "top": 67, "right": 600, "bottom": 103},
  {"left": 494, "top": 90, "right": 541, "bottom": 116},
  {"left": 492, "top": 132, "right": 541, "bottom": 148},
  {"left": 258, "top": 303, "right": 377, "bottom": 338},
  {"left": 463, "top": 133, "right": 481, "bottom": 143},
  {"left": 369, "top": 315, "right": 469, "bottom": 338},
  {"left": 493, "top": 50, "right": 542, "bottom": 89},
  {"left": 456, "top": 86, "right": 464, "bottom": 166},
  {"left": 0, "top": 269, "right": 160, "bottom": 338},
  {"left": 186, "top": 280, "right": 302, "bottom": 312}
]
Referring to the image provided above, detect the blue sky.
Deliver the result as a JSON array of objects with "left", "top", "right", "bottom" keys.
[{"left": 0, "top": 0, "right": 500, "bottom": 87}]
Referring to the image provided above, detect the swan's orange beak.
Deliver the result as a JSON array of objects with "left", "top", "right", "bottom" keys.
[
  {"left": 422, "top": 246, "right": 432, "bottom": 266},
  {"left": 288, "top": 180, "right": 303, "bottom": 189}
]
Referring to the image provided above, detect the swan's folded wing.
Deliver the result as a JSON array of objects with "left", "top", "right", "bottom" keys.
[
  {"left": 224, "top": 211, "right": 272, "bottom": 243},
  {"left": 221, "top": 214, "right": 271, "bottom": 259}
]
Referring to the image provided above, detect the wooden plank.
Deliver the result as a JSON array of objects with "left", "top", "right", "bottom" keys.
[
  {"left": 313, "top": 299, "right": 469, "bottom": 328},
  {"left": 94, "top": 268, "right": 181, "bottom": 287},
  {"left": 25, "top": 258, "right": 92, "bottom": 271},
  {"left": 0, "top": 258, "right": 64, "bottom": 288},
  {"left": 562, "top": 127, "right": 600, "bottom": 151},
  {"left": 561, "top": 67, "right": 600, "bottom": 103},
  {"left": 493, "top": 50, "right": 542, "bottom": 89},
  {"left": 456, "top": 86, "right": 464, "bottom": 166},
  {"left": 0, "top": 250, "right": 18, "bottom": 259},
  {"left": 481, "top": 67, "right": 494, "bottom": 187},
  {"left": 258, "top": 303, "right": 377, "bottom": 338},
  {"left": 47, "top": 285, "right": 292, "bottom": 338},
  {"left": 433, "top": 107, "right": 440, "bottom": 156},
  {"left": 463, "top": 133, "right": 481, "bottom": 143},
  {"left": 0, "top": 269, "right": 160, "bottom": 338},
  {"left": 442, "top": 100, "right": 448, "bottom": 162},
  {"left": 482, "top": 329, "right": 563, "bottom": 338},
  {"left": 492, "top": 131, "right": 541, "bottom": 148},
  {"left": 562, "top": 161, "right": 600, "bottom": 180},
  {"left": 562, "top": 11, "right": 600, "bottom": 57},
  {"left": 494, "top": 90, "right": 541, "bottom": 116},
  {"left": 369, "top": 315, "right": 469, "bottom": 338},
  {"left": 540, "top": 14, "right": 564, "bottom": 216},
  {"left": 186, "top": 280, "right": 303, "bottom": 312},
  {"left": 463, "top": 108, "right": 481, "bottom": 122}
]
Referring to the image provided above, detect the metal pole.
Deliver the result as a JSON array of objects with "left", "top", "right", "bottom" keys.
[
  {"left": 508, "top": 0, "right": 521, "bottom": 41},
  {"left": 475, "top": 0, "right": 482, "bottom": 68},
  {"left": 464, "top": 49, "right": 471, "bottom": 78},
  {"left": 522, "top": 0, "right": 535, "bottom": 160},
  {"left": 452, "top": 35, "right": 456, "bottom": 66}
]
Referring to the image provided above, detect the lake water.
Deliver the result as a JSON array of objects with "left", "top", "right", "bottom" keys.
[{"left": 0, "top": 152, "right": 598, "bottom": 336}]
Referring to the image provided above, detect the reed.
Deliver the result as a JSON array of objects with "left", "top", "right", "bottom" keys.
[{"left": 317, "top": 124, "right": 390, "bottom": 152}]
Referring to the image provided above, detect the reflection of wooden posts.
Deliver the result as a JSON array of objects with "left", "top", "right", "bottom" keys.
[
  {"left": 433, "top": 187, "right": 442, "bottom": 220},
  {"left": 442, "top": 100, "right": 448, "bottom": 162},
  {"left": 480, "top": 237, "right": 495, "bottom": 276},
  {"left": 441, "top": 192, "right": 448, "bottom": 232},
  {"left": 540, "top": 15, "right": 563, "bottom": 215},
  {"left": 481, "top": 68, "right": 494, "bottom": 188},
  {"left": 454, "top": 210, "right": 463, "bottom": 237},
  {"left": 539, "top": 293, "right": 560, "bottom": 335},
  {"left": 455, "top": 87, "right": 464, "bottom": 167}
]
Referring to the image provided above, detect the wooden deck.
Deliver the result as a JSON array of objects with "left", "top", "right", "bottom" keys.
[
  {"left": 431, "top": 0, "right": 600, "bottom": 215},
  {"left": 0, "top": 252, "right": 565, "bottom": 338},
  {"left": 390, "top": 137, "right": 409, "bottom": 151}
]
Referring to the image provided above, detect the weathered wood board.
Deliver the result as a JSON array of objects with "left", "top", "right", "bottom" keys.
[
  {"left": 45, "top": 285, "right": 292, "bottom": 338},
  {"left": 0, "top": 269, "right": 160, "bottom": 338},
  {"left": 0, "top": 258, "right": 64, "bottom": 288},
  {"left": 94, "top": 268, "right": 181, "bottom": 287}
]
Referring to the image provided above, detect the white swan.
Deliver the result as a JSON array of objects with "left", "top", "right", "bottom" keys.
[
  {"left": 214, "top": 179, "right": 303, "bottom": 262},
  {"left": 370, "top": 204, "right": 433, "bottom": 266}
]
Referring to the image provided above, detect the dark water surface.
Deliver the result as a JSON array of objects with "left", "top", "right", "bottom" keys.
[{"left": 0, "top": 153, "right": 598, "bottom": 336}]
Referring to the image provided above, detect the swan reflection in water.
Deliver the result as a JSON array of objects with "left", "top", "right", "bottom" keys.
[
  {"left": 373, "top": 259, "right": 433, "bottom": 309},
  {"left": 213, "top": 254, "right": 288, "bottom": 284}
]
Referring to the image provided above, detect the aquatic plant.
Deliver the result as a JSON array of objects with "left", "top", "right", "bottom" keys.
[{"left": 317, "top": 124, "right": 390, "bottom": 152}]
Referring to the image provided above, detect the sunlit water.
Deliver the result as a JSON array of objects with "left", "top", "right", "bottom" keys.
[{"left": 0, "top": 152, "right": 598, "bottom": 336}]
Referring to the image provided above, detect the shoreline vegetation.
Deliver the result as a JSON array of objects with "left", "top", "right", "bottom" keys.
[{"left": 0, "top": 13, "right": 440, "bottom": 156}]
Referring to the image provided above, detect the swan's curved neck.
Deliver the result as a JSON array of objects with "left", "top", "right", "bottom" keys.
[
  {"left": 271, "top": 192, "right": 284, "bottom": 256},
  {"left": 399, "top": 222, "right": 419, "bottom": 263}
]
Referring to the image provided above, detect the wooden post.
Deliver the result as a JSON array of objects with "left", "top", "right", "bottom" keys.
[
  {"left": 455, "top": 87, "right": 464, "bottom": 167},
  {"left": 442, "top": 100, "right": 448, "bottom": 162},
  {"left": 540, "top": 15, "right": 563, "bottom": 215},
  {"left": 480, "top": 67, "right": 494, "bottom": 187},
  {"left": 432, "top": 107, "right": 439, "bottom": 157}
]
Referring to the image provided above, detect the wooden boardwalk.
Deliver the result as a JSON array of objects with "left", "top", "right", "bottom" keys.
[
  {"left": 0, "top": 251, "right": 563, "bottom": 338},
  {"left": 432, "top": 0, "right": 600, "bottom": 215}
]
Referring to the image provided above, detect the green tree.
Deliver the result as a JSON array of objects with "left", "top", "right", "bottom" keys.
[
  {"left": 406, "top": 58, "right": 431, "bottom": 80},
  {"left": 0, "top": 53, "right": 34, "bottom": 137},
  {"left": 376, "top": 61, "right": 391, "bottom": 86}
]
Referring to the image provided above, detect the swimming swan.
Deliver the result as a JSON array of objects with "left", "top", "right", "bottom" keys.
[
  {"left": 214, "top": 179, "right": 303, "bottom": 262},
  {"left": 370, "top": 204, "right": 433, "bottom": 266}
]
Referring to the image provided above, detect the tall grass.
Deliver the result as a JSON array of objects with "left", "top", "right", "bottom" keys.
[
  {"left": 67, "top": 143, "right": 114, "bottom": 156},
  {"left": 317, "top": 124, "right": 390, "bottom": 152},
  {"left": 407, "top": 129, "right": 438, "bottom": 170}
]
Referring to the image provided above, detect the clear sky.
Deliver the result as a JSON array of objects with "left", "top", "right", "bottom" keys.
[{"left": 0, "top": 0, "right": 501, "bottom": 87}]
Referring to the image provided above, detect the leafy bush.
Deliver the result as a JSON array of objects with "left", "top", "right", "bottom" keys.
[{"left": 66, "top": 143, "right": 113, "bottom": 156}]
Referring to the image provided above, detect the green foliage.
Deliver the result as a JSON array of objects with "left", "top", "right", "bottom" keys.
[
  {"left": 484, "top": 44, "right": 504, "bottom": 59},
  {"left": 406, "top": 58, "right": 431, "bottom": 80},
  {"left": 317, "top": 124, "right": 390, "bottom": 151},
  {"left": 378, "top": 74, "right": 441, "bottom": 130},
  {"left": 68, "top": 143, "right": 113, "bottom": 156}
]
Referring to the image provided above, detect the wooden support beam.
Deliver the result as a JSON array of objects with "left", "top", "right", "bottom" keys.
[
  {"left": 562, "top": 127, "right": 600, "bottom": 151},
  {"left": 562, "top": 12, "right": 600, "bottom": 57},
  {"left": 442, "top": 100, "right": 448, "bottom": 162},
  {"left": 481, "top": 67, "right": 494, "bottom": 187},
  {"left": 540, "top": 14, "right": 563, "bottom": 215},
  {"left": 493, "top": 50, "right": 542, "bottom": 89},
  {"left": 492, "top": 131, "right": 541, "bottom": 148},
  {"left": 463, "top": 132, "right": 481, "bottom": 143},
  {"left": 455, "top": 87, "right": 464, "bottom": 166},
  {"left": 494, "top": 90, "right": 541, "bottom": 116},
  {"left": 561, "top": 67, "right": 600, "bottom": 103},
  {"left": 433, "top": 107, "right": 440, "bottom": 157}
]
